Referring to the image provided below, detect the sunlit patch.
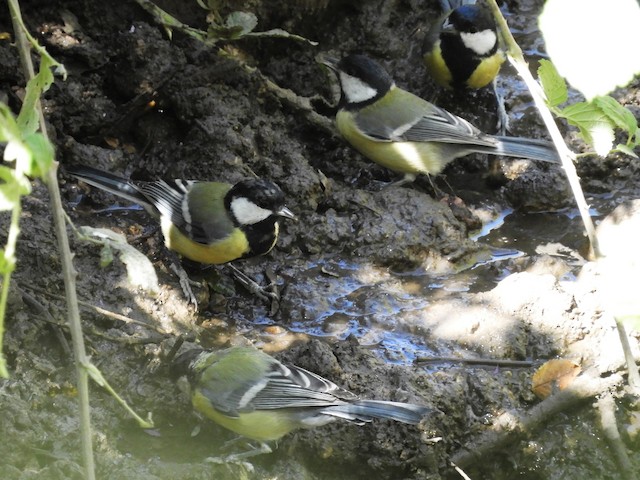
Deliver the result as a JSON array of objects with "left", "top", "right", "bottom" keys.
[
  {"left": 391, "top": 142, "right": 426, "bottom": 173},
  {"left": 540, "top": 0, "right": 640, "bottom": 99},
  {"left": 590, "top": 122, "right": 615, "bottom": 157}
]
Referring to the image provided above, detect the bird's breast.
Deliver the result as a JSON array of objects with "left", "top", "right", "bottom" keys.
[{"left": 162, "top": 217, "right": 250, "bottom": 264}]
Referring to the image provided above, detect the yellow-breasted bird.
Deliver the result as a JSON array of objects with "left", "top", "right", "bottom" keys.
[
  {"left": 171, "top": 346, "right": 430, "bottom": 460},
  {"left": 66, "top": 165, "right": 295, "bottom": 300},
  {"left": 320, "top": 54, "right": 558, "bottom": 184},
  {"left": 423, "top": 1, "right": 505, "bottom": 90}
]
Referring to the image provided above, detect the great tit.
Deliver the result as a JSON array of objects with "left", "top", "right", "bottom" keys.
[
  {"left": 422, "top": 1, "right": 505, "bottom": 90},
  {"left": 66, "top": 165, "right": 295, "bottom": 294},
  {"left": 321, "top": 54, "right": 558, "bottom": 184},
  {"left": 172, "top": 346, "right": 430, "bottom": 446}
]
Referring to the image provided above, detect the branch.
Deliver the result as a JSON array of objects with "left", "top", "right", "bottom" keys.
[
  {"left": 597, "top": 393, "right": 637, "bottom": 479},
  {"left": 449, "top": 371, "right": 623, "bottom": 468}
]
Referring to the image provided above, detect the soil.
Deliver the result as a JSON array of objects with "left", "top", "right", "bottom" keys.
[{"left": 1, "top": 0, "right": 639, "bottom": 479}]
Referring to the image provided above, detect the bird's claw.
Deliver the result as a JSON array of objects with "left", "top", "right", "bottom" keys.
[{"left": 170, "top": 262, "right": 200, "bottom": 307}]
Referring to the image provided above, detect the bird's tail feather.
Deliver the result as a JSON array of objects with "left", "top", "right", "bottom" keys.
[
  {"left": 493, "top": 136, "right": 560, "bottom": 163},
  {"left": 66, "top": 165, "right": 152, "bottom": 209},
  {"left": 324, "top": 400, "right": 430, "bottom": 425}
]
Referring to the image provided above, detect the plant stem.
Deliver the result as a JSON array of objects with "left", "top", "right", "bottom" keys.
[
  {"left": 0, "top": 199, "right": 20, "bottom": 378},
  {"left": 486, "top": 0, "right": 600, "bottom": 259},
  {"left": 615, "top": 317, "right": 640, "bottom": 391},
  {"left": 7, "top": 0, "right": 96, "bottom": 478},
  {"left": 485, "top": 0, "right": 640, "bottom": 393}
]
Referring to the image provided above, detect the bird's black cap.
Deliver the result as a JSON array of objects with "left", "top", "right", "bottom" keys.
[
  {"left": 449, "top": 4, "right": 496, "bottom": 33},
  {"left": 170, "top": 348, "right": 204, "bottom": 380},
  {"left": 227, "top": 179, "right": 288, "bottom": 215}
]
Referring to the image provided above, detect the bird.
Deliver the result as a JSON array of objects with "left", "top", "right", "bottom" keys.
[
  {"left": 171, "top": 346, "right": 430, "bottom": 461},
  {"left": 422, "top": 0, "right": 509, "bottom": 133},
  {"left": 422, "top": 1, "right": 505, "bottom": 91},
  {"left": 320, "top": 54, "right": 558, "bottom": 185},
  {"left": 66, "top": 165, "right": 295, "bottom": 301}
]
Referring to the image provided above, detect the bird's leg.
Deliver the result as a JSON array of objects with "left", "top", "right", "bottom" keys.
[
  {"left": 226, "top": 264, "right": 280, "bottom": 302},
  {"left": 378, "top": 172, "right": 417, "bottom": 190},
  {"left": 204, "top": 441, "right": 272, "bottom": 466},
  {"left": 169, "top": 261, "right": 199, "bottom": 307},
  {"left": 492, "top": 77, "right": 510, "bottom": 136}
]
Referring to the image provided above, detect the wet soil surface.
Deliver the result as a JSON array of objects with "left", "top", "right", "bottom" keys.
[{"left": 1, "top": 0, "right": 640, "bottom": 479}]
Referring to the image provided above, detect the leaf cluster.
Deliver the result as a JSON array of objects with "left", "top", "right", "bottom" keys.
[
  {"left": 538, "top": 59, "right": 640, "bottom": 157},
  {"left": 135, "top": 0, "right": 317, "bottom": 45}
]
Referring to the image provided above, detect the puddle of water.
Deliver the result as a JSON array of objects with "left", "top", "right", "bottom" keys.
[{"left": 253, "top": 205, "right": 605, "bottom": 366}]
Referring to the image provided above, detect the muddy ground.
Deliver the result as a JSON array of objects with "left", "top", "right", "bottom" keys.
[{"left": 1, "top": 0, "right": 640, "bottom": 479}]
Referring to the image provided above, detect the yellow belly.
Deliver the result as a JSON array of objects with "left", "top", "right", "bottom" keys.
[
  {"left": 466, "top": 52, "right": 505, "bottom": 89},
  {"left": 192, "top": 391, "right": 297, "bottom": 441},
  {"left": 161, "top": 217, "right": 250, "bottom": 265},
  {"left": 423, "top": 45, "right": 453, "bottom": 88},
  {"left": 336, "top": 111, "right": 446, "bottom": 176}
]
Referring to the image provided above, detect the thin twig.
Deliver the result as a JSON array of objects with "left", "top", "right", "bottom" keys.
[
  {"left": 615, "top": 317, "right": 640, "bottom": 393},
  {"left": 415, "top": 357, "right": 537, "bottom": 368},
  {"left": 8, "top": 2, "right": 95, "bottom": 477},
  {"left": 23, "top": 285, "right": 170, "bottom": 335},
  {"left": 451, "top": 462, "right": 473, "bottom": 480},
  {"left": 597, "top": 393, "right": 637, "bottom": 480},
  {"left": 450, "top": 371, "right": 623, "bottom": 468}
]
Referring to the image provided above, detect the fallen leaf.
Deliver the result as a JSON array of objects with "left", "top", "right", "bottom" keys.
[{"left": 532, "top": 358, "right": 581, "bottom": 399}]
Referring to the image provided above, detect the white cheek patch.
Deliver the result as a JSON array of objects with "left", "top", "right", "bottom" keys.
[
  {"left": 460, "top": 29, "right": 497, "bottom": 56},
  {"left": 231, "top": 197, "right": 274, "bottom": 225},
  {"left": 339, "top": 72, "right": 378, "bottom": 103}
]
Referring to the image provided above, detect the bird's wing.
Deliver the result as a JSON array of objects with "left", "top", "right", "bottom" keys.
[
  {"left": 196, "top": 349, "right": 358, "bottom": 415},
  {"left": 245, "top": 362, "right": 357, "bottom": 411},
  {"left": 354, "top": 89, "right": 498, "bottom": 148},
  {"left": 137, "top": 180, "right": 233, "bottom": 244},
  {"left": 400, "top": 105, "right": 498, "bottom": 147}
]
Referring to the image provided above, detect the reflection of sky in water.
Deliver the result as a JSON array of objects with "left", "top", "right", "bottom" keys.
[{"left": 270, "top": 206, "right": 600, "bottom": 365}]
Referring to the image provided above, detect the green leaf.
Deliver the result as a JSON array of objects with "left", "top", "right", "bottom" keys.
[
  {"left": 592, "top": 96, "right": 639, "bottom": 138},
  {"left": 208, "top": 11, "right": 257, "bottom": 39},
  {"left": 2, "top": 139, "right": 30, "bottom": 164},
  {"left": 99, "top": 243, "right": 114, "bottom": 267},
  {"left": 22, "top": 133, "right": 54, "bottom": 178},
  {"left": 17, "top": 55, "right": 55, "bottom": 135},
  {"left": 614, "top": 144, "right": 639, "bottom": 158},
  {"left": 0, "top": 165, "right": 31, "bottom": 211},
  {"left": 560, "top": 101, "right": 615, "bottom": 156},
  {"left": 226, "top": 11, "right": 258, "bottom": 35},
  {"left": 0, "top": 103, "right": 21, "bottom": 144},
  {"left": 538, "top": 59, "right": 568, "bottom": 107}
]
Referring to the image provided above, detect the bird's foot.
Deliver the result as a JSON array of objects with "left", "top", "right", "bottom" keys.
[
  {"left": 169, "top": 262, "right": 200, "bottom": 307},
  {"left": 492, "top": 77, "right": 510, "bottom": 136},
  {"left": 204, "top": 441, "right": 272, "bottom": 467},
  {"left": 227, "top": 264, "right": 281, "bottom": 304}
]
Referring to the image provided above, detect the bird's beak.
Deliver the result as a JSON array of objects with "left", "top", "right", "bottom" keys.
[
  {"left": 316, "top": 54, "right": 339, "bottom": 72},
  {"left": 277, "top": 206, "right": 296, "bottom": 220}
]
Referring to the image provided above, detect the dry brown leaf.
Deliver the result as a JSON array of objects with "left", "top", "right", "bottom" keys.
[{"left": 532, "top": 358, "right": 581, "bottom": 399}]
